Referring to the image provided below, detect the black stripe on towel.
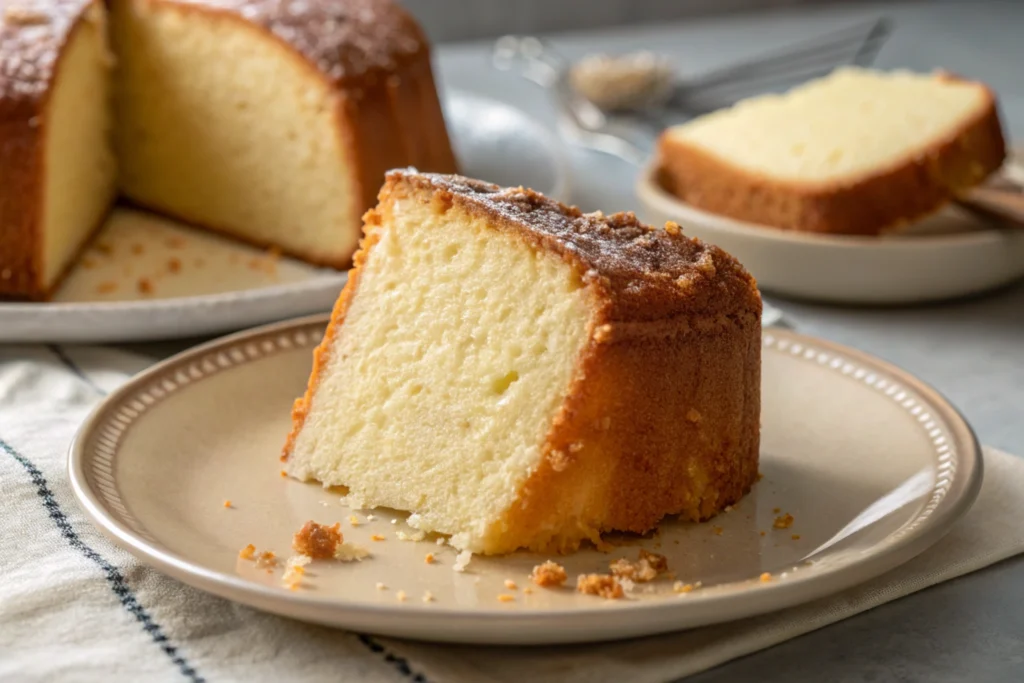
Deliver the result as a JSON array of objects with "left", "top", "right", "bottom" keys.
[
  {"left": 359, "top": 634, "right": 428, "bottom": 682},
  {"left": 47, "top": 344, "right": 106, "bottom": 396},
  {"left": 1, "top": 437, "right": 205, "bottom": 683}
]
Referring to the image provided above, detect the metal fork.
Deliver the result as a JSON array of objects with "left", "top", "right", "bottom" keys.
[{"left": 493, "top": 18, "right": 892, "bottom": 165}]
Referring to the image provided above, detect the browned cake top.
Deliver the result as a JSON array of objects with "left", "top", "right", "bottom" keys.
[
  {"left": 388, "top": 170, "right": 762, "bottom": 323},
  {"left": 0, "top": 0, "right": 95, "bottom": 112},
  {"left": 170, "top": 0, "right": 428, "bottom": 83}
]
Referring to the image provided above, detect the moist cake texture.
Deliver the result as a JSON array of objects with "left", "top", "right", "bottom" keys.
[
  {"left": 0, "top": 0, "right": 456, "bottom": 299},
  {"left": 658, "top": 67, "right": 1005, "bottom": 235},
  {"left": 283, "top": 170, "right": 762, "bottom": 555}
]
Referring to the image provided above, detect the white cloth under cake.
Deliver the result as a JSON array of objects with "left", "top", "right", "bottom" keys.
[{"left": 1, "top": 342, "right": 1023, "bottom": 683}]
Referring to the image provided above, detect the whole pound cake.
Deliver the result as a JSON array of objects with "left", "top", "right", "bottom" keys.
[
  {"left": 0, "top": 0, "right": 457, "bottom": 299},
  {"left": 658, "top": 67, "right": 1005, "bottom": 236},
  {"left": 283, "top": 170, "right": 762, "bottom": 555}
]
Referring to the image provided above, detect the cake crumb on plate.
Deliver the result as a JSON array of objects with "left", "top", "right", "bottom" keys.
[
  {"left": 773, "top": 513, "right": 794, "bottom": 529},
  {"left": 530, "top": 560, "right": 567, "bottom": 587},
  {"left": 292, "top": 521, "right": 343, "bottom": 559},
  {"left": 453, "top": 550, "right": 473, "bottom": 572},
  {"left": 576, "top": 574, "right": 624, "bottom": 599}
]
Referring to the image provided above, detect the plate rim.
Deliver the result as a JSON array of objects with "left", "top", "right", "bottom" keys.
[{"left": 68, "top": 314, "right": 984, "bottom": 644}]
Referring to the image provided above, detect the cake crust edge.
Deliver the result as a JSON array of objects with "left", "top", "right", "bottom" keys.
[{"left": 656, "top": 76, "right": 1006, "bottom": 236}]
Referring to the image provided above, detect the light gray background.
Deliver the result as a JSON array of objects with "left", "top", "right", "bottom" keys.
[{"left": 128, "top": 1, "right": 1023, "bottom": 680}]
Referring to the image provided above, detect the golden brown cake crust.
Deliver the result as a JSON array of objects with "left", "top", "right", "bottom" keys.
[
  {"left": 164, "top": 0, "right": 429, "bottom": 85},
  {"left": 0, "top": 0, "right": 99, "bottom": 299},
  {"left": 397, "top": 172, "right": 759, "bottom": 323},
  {"left": 284, "top": 171, "right": 762, "bottom": 555},
  {"left": 656, "top": 78, "right": 1006, "bottom": 236}
]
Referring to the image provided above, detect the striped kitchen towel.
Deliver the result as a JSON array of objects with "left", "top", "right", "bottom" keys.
[{"left": 2, "top": 342, "right": 1023, "bottom": 683}]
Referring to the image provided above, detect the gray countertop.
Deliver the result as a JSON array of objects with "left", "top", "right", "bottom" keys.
[{"left": 430, "top": 1, "right": 1023, "bottom": 680}]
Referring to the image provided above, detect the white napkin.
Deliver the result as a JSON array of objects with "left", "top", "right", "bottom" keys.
[{"left": 1, "top": 343, "right": 1022, "bottom": 683}]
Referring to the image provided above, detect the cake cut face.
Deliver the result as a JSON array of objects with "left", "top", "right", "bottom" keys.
[
  {"left": 110, "top": 0, "right": 457, "bottom": 268},
  {"left": 284, "top": 171, "right": 762, "bottom": 555},
  {"left": 658, "top": 67, "right": 1005, "bottom": 235},
  {"left": 1, "top": 0, "right": 456, "bottom": 299},
  {"left": 0, "top": 0, "right": 117, "bottom": 299}
]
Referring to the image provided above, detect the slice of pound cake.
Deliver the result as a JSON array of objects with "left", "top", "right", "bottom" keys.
[
  {"left": 283, "top": 171, "right": 762, "bottom": 555},
  {"left": 658, "top": 67, "right": 1006, "bottom": 235}
]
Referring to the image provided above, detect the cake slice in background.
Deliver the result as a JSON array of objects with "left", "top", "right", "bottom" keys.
[
  {"left": 0, "top": 0, "right": 117, "bottom": 300},
  {"left": 283, "top": 170, "right": 762, "bottom": 555},
  {"left": 109, "top": 0, "right": 457, "bottom": 269},
  {"left": 657, "top": 67, "right": 1006, "bottom": 236}
]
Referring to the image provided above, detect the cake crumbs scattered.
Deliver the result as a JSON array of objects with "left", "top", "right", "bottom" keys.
[
  {"left": 773, "top": 513, "right": 795, "bottom": 529},
  {"left": 453, "top": 550, "right": 473, "bottom": 573},
  {"left": 522, "top": 586, "right": 534, "bottom": 595},
  {"left": 791, "top": 534, "right": 801, "bottom": 540},
  {"left": 759, "top": 531, "right": 766, "bottom": 536},
  {"left": 349, "top": 515, "right": 361, "bottom": 527},
  {"left": 396, "top": 530, "right": 426, "bottom": 542},
  {"left": 280, "top": 470, "right": 287, "bottom": 477},
  {"left": 504, "top": 579, "right": 517, "bottom": 590},
  {"left": 424, "top": 553, "right": 435, "bottom": 564},
  {"left": 238, "top": 544, "right": 256, "bottom": 560},
  {"left": 167, "top": 257, "right": 182, "bottom": 273},
  {"left": 371, "top": 534, "right": 386, "bottom": 542},
  {"left": 396, "top": 590, "right": 407, "bottom": 602},
  {"left": 686, "top": 408, "right": 702, "bottom": 423},
  {"left": 255, "top": 551, "right": 277, "bottom": 569},
  {"left": 222, "top": 500, "right": 232, "bottom": 509},
  {"left": 96, "top": 281, "right": 118, "bottom": 295},
  {"left": 165, "top": 236, "right": 186, "bottom": 249},
  {"left": 576, "top": 574, "right": 624, "bottom": 600},
  {"left": 759, "top": 572, "right": 772, "bottom": 583},
  {"left": 422, "top": 591, "right": 435, "bottom": 603},
  {"left": 530, "top": 560, "right": 568, "bottom": 587},
  {"left": 292, "top": 521, "right": 343, "bottom": 559},
  {"left": 333, "top": 542, "right": 371, "bottom": 562},
  {"left": 756, "top": 472, "right": 765, "bottom": 481},
  {"left": 281, "top": 555, "right": 310, "bottom": 590},
  {"left": 673, "top": 581, "right": 695, "bottom": 594},
  {"left": 435, "top": 537, "right": 445, "bottom": 546},
  {"left": 390, "top": 519, "right": 398, "bottom": 525},
  {"left": 95, "top": 242, "right": 113, "bottom": 255},
  {"left": 609, "top": 549, "right": 669, "bottom": 582},
  {"left": 724, "top": 505, "right": 734, "bottom": 513},
  {"left": 376, "top": 582, "right": 387, "bottom": 590},
  {"left": 366, "top": 514, "right": 376, "bottom": 521},
  {"left": 497, "top": 594, "right": 515, "bottom": 603},
  {"left": 772, "top": 507, "right": 781, "bottom": 514},
  {"left": 137, "top": 278, "right": 154, "bottom": 295},
  {"left": 712, "top": 526, "right": 724, "bottom": 536}
]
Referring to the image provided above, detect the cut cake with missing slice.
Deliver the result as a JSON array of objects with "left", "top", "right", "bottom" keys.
[
  {"left": 657, "top": 67, "right": 1006, "bottom": 236},
  {"left": 282, "top": 170, "right": 762, "bottom": 555}
]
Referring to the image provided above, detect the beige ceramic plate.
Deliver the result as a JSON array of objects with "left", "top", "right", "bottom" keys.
[{"left": 69, "top": 315, "right": 982, "bottom": 645}]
